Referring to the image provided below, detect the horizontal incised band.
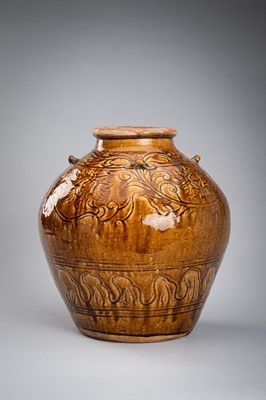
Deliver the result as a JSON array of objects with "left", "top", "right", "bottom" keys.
[
  {"left": 47, "top": 254, "right": 222, "bottom": 272},
  {"left": 70, "top": 304, "right": 204, "bottom": 318}
]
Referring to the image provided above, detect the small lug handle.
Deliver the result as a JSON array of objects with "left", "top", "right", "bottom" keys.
[
  {"left": 191, "top": 155, "right": 201, "bottom": 163},
  {"left": 68, "top": 155, "right": 80, "bottom": 165}
]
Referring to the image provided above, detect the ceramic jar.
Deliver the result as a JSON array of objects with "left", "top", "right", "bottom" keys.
[{"left": 39, "top": 126, "right": 230, "bottom": 342}]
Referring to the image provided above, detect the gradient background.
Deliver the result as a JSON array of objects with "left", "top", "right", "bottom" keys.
[{"left": 1, "top": 0, "right": 265, "bottom": 399}]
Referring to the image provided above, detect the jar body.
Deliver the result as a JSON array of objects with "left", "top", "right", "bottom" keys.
[{"left": 39, "top": 127, "right": 230, "bottom": 342}]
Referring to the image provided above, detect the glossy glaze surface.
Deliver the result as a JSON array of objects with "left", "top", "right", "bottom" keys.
[{"left": 39, "top": 127, "right": 230, "bottom": 342}]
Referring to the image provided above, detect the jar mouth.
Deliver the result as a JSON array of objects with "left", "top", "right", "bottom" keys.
[{"left": 93, "top": 126, "right": 177, "bottom": 139}]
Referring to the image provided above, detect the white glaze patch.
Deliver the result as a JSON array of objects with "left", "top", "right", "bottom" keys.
[
  {"left": 143, "top": 212, "right": 180, "bottom": 231},
  {"left": 43, "top": 169, "right": 79, "bottom": 217}
]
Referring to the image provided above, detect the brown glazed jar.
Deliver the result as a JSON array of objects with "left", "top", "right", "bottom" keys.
[{"left": 39, "top": 126, "right": 230, "bottom": 342}]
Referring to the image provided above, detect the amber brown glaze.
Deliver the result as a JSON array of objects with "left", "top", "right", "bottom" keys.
[{"left": 39, "top": 126, "right": 230, "bottom": 342}]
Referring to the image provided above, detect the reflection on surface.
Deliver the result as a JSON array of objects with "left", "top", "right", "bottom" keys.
[{"left": 42, "top": 169, "right": 79, "bottom": 217}]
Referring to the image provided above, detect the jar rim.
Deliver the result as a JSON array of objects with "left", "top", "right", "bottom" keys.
[{"left": 92, "top": 126, "right": 177, "bottom": 139}]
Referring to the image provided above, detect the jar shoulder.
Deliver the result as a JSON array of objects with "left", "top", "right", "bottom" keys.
[{"left": 39, "top": 148, "right": 229, "bottom": 223}]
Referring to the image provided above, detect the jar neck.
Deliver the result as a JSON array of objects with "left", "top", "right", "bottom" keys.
[
  {"left": 95, "top": 138, "right": 177, "bottom": 153},
  {"left": 92, "top": 126, "right": 177, "bottom": 153}
]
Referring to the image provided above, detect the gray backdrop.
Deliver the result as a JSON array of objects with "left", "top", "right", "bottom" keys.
[{"left": 1, "top": 1, "right": 265, "bottom": 399}]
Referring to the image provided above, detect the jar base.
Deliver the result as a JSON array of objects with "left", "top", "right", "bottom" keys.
[{"left": 78, "top": 327, "right": 189, "bottom": 343}]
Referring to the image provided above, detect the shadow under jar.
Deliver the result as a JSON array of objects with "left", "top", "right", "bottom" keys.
[{"left": 39, "top": 126, "right": 230, "bottom": 343}]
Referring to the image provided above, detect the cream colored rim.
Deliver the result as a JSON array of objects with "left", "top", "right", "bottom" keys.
[{"left": 93, "top": 126, "right": 177, "bottom": 139}]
